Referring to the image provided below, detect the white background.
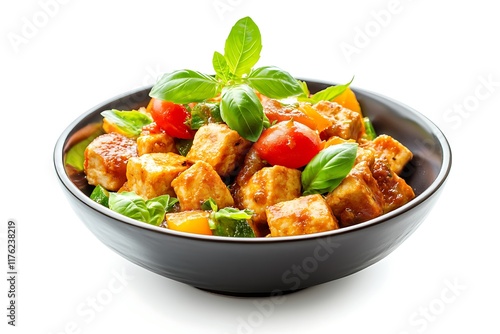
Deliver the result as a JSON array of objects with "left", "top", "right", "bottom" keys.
[{"left": 2, "top": 0, "right": 499, "bottom": 333}]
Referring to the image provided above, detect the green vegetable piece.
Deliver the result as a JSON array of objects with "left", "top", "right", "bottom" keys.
[
  {"left": 307, "top": 77, "right": 354, "bottom": 104},
  {"left": 363, "top": 117, "right": 377, "bottom": 140},
  {"left": 189, "top": 102, "right": 222, "bottom": 130},
  {"left": 301, "top": 143, "right": 358, "bottom": 195},
  {"left": 108, "top": 192, "right": 178, "bottom": 226},
  {"left": 64, "top": 125, "right": 102, "bottom": 171},
  {"left": 175, "top": 139, "right": 193, "bottom": 156},
  {"left": 202, "top": 199, "right": 255, "bottom": 237},
  {"left": 224, "top": 16, "right": 262, "bottom": 77},
  {"left": 90, "top": 185, "right": 110, "bottom": 208},
  {"left": 100, "top": 109, "right": 152, "bottom": 138},
  {"left": 211, "top": 207, "right": 255, "bottom": 238},
  {"left": 149, "top": 69, "right": 220, "bottom": 104},
  {"left": 247, "top": 66, "right": 304, "bottom": 99},
  {"left": 220, "top": 84, "right": 264, "bottom": 142}
]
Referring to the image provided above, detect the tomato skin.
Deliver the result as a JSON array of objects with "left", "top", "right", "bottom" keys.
[
  {"left": 147, "top": 98, "right": 196, "bottom": 139},
  {"left": 254, "top": 120, "right": 322, "bottom": 169}
]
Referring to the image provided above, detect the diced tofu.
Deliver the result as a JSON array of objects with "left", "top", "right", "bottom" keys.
[
  {"left": 267, "top": 194, "right": 339, "bottom": 237},
  {"left": 325, "top": 161, "right": 384, "bottom": 227},
  {"left": 237, "top": 165, "right": 302, "bottom": 232},
  {"left": 171, "top": 160, "right": 234, "bottom": 211},
  {"left": 84, "top": 132, "right": 137, "bottom": 191},
  {"left": 137, "top": 132, "right": 176, "bottom": 156},
  {"left": 366, "top": 134, "right": 413, "bottom": 175},
  {"left": 126, "top": 152, "right": 191, "bottom": 199},
  {"left": 314, "top": 101, "right": 364, "bottom": 141},
  {"left": 371, "top": 158, "right": 415, "bottom": 213},
  {"left": 186, "top": 123, "right": 252, "bottom": 178}
]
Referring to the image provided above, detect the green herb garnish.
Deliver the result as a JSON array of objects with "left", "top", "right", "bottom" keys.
[
  {"left": 149, "top": 16, "right": 303, "bottom": 142},
  {"left": 301, "top": 143, "right": 358, "bottom": 195},
  {"left": 202, "top": 198, "right": 255, "bottom": 238},
  {"left": 100, "top": 109, "right": 152, "bottom": 138}
]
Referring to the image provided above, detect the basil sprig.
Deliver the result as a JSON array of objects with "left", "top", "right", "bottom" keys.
[
  {"left": 301, "top": 143, "right": 358, "bottom": 195},
  {"left": 149, "top": 16, "right": 303, "bottom": 142}
]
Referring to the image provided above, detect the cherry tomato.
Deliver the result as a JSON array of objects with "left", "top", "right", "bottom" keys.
[
  {"left": 254, "top": 120, "right": 322, "bottom": 169},
  {"left": 147, "top": 98, "right": 195, "bottom": 139}
]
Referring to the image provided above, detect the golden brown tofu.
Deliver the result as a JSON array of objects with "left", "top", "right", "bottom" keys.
[
  {"left": 136, "top": 132, "right": 176, "bottom": 156},
  {"left": 314, "top": 101, "right": 364, "bottom": 141},
  {"left": 267, "top": 194, "right": 339, "bottom": 237},
  {"left": 186, "top": 123, "right": 252, "bottom": 178},
  {"left": 171, "top": 160, "right": 234, "bottom": 211},
  {"left": 237, "top": 165, "right": 302, "bottom": 232},
  {"left": 126, "top": 152, "right": 191, "bottom": 199},
  {"left": 84, "top": 132, "right": 137, "bottom": 191},
  {"left": 366, "top": 134, "right": 413, "bottom": 175},
  {"left": 371, "top": 158, "right": 415, "bottom": 213},
  {"left": 325, "top": 161, "right": 384, "bottom": 227}
]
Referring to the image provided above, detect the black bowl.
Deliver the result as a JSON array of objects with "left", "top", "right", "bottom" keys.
[{"left": 53, "top": 80, "right": 452, "bottom": 296}]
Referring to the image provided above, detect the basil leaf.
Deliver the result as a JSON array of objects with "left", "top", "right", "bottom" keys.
[
  {"left": 211, "top": 207, "right": 255, "bottom": 238},
  {"left": 149, "top": 69, "right": 219, "bottom": 104},
  {"left": 100, "top": 109, "right": 152, "bottom": 138},
  {"left": 247, "top": 66, "right": 303, "bottom": 99},
  {"left": 220, "top": 84, "right": 264, "bottom": 142},
  {"left": 309, "top": 77, "right": 354, "bottom": 104},
  {"left": 212, "top": 51, "right": 230, "bottom": 83},
  {"left": 224, "top": 16, "right": 262, "bottom": 77},
  {"left": 90, "top": 184, "right": 109, "bottom": 208},
  {"left": 108, "top": 192, "right": 178, "bottom": 226},
  {"left": 65, "top": 126, "right": 102, "bottom": 171},
  {"left": 146, "top": 195, "right": 179, "bottom": 226},
  {"left": 301, "top": 143, "right": 358, "bottom": 195}
]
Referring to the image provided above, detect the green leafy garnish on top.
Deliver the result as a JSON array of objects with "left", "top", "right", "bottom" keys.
[{"left": 149, "top": 16, "right": 304, "bottom": 142}]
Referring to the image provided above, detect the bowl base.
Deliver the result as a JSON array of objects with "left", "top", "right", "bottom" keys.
[{"left": 195, "top": 286, "right": 306, "bottom": 298}]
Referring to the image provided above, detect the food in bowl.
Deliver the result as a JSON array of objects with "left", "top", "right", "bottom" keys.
[{"left": 65, "top": 16, "right": 416, "bottom": 238}]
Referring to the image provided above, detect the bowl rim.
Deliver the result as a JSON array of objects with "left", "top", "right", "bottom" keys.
[{"left": 53, "top": 81, "right": 452, "bottom": 244}]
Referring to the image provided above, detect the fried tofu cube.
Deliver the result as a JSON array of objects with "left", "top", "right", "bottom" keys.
[
  {"left": 314, "top": 101, "right": 364, "bottom": 141},
  {"left": 136, "top": 132, "right": 176, "bottom": 156},
  {"left": 186, "top": 123, "right": 252, "bottom": 178},
  {"left": 171, "top": 160, "right": 234, "bottom": 211},
  {"left": 267, "top": 194, "right": 339, "bottom": 237},
  {"left": 367, "top": 134, "right": 413, "bottom": 175},
  {"left": 371, "top": 158, "right": 415, "bottom": 213},
  {"left": 325, "top": 161, "right": 384, "bottom": 227},
  {"left": 126, "top": 152, "right": 191, "bottom": 199},
  {"left": 238, "top": 165, "right": 302, "bottom": 228},
  {"left": 84, "top": 132, "right": 137, "bottom": 191}
]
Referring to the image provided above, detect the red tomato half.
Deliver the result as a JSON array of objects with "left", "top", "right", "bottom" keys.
[
  {"left": 254, "top": 120, "right": 322, "bottom": 169},
  {"left": 147, "top": 98, "right": 195, "bottom": 139}
]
